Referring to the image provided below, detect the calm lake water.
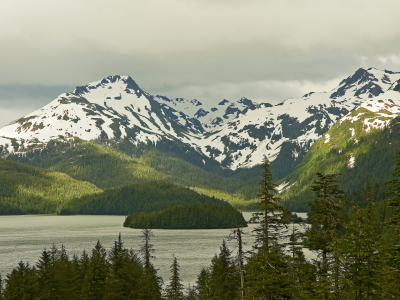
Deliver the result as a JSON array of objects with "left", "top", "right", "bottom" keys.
[{"left": 0, "top": 212, "right": 311, "bottom": 287}]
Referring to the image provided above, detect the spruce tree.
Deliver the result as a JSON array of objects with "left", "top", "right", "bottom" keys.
[
  {"left": 81, "top": 240, "right": 109, "bottom": 300},
  {"left": 139, "top": 228, "right": 162, "bottom": 300},
  {"left": 209, "top": 240, "right": 239, "bottom": 300},
  {"left": 343, "top": 178, "right": 380, "bottom": 299},
  {"left": 195, "top": 268, "right": 211, "bottom": 300},
  {"left": 246, "top": 156, "right": 290, "bottom": 299},
  {"left": 185, "top": 284, "right": 197, "bottom": 300},
  {"left": 287, "top": 221, "right": 316, "bottom": 299},
  {"left": 306, "top": 172, "right": 345, "bottom": 300},
  {"left": 36, "top": 248, "right": 53, "bottom": 300},
  {"left": 2, "top": 261, "right": 38, "bottom": 300},
  {"left": 165, "top": 255, "right": 184, "bottom": 300}
]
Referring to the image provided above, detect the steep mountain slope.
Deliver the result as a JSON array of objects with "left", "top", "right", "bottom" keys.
[
  {"left": 154, "top": 95, "right": 254, "bottom": 130},
  {"left": 279, "top": 79, "right": 400, "bottom": 211},
  {"left": 196, "top": 68, "right": 400, "bottom": 172}
]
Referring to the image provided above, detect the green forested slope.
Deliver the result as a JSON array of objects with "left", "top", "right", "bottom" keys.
[
  {"left": 123, "top": 203, "right": 247, "bottom": 229},
  {"left": 0, "top": 158, "right": 102, "bottom": 214},
  {"left": 6, "top": 138, "right": 260, "bottom": 206},
  {"left": 280, "top": 116, "right": 400, "bottom": 211},
  {"left": 60, "top": 181, "right": 235, "bottom": 215}
]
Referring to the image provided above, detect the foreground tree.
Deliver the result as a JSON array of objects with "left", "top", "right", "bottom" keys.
[
  {"left": 81, "top": 241, "right": 109, "bottom": 300},
  {"left": 139, "top": 228, "right": 163, "bottom": 300},
  {"left": 164, "top": 255, "right": 184, "bottom": 300},
  {"left": 195, "top": 268, "right": 211, "bottom": 300},
  {"left": 2, "top": 261, "right": 38, "bottom": 300},
  {"left": 246, "top": 156, "right": 291, "bottom": 299},
  {"left": 306, "top": 172, "right": 346, "bottom": 300},
  {"left": 343, "top": 178, "right": 380, "bottom": 299},
  {"left": 228, "top": 227, "right": 246, "bottom": 300},
  {"left": 209, "top": 240, "right": 239, "bottom": 300}
]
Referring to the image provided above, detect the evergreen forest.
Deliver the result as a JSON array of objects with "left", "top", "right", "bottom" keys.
[
  {"left": 2, "top": 154, "right": 400, "bottom": 299},
  {"left": 123, "top": 203, "right": 247, "bottom": 229},
  {"left": 60, "top": 181, "right": 236, "bottom": 216}
]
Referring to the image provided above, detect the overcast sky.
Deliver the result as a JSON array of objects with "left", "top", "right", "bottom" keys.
[{"left": 1, "top": 0, "right": 400, "bottom": 127}]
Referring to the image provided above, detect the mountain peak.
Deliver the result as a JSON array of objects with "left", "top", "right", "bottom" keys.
[{"left": 73, "top": 75, "right": 142, "bottom": 96}]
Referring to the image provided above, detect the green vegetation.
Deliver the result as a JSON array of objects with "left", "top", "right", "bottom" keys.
[
  {"left": 6, "top": 137, "right": 261, "bottom": 209},
  {"left": 123, "top": 203, "right": 247, "bottom": 229},
  {"left": 189, "top": 186, "right": 259, "bottom": 211},
  {"left": 280, "top": 115, "right": 400, "bottom": 211},
  {"left": 0, "top": 158, "right": 101, "bottom": 214},
  {"left": 59, "top": 181, "right": 230, "bottom": 215}
]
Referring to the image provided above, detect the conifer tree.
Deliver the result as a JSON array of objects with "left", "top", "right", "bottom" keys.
[
  {"left": 343, "top": 178, "right": 380, "bottom": 299},
  {"left": 228, "top": 227, "right": 246, "bottom": 300},
  {"left": 35, "top": 248, "right": 53, "bottom": 300},
  {"left": 185, "top": 284, "right": 197, "bottom": 300},
  {"left": 306, "top": 172, "right": 345, "bottom": 300},
  {"left": 81, "top": 240, "right": 109, "bottom": 300},
  {"left": 139, "top": 228, "right": 162, "bottom": 300},
  {"left": 209, "top": 240, "right": 239, "bottom": 300},
  {"left": 246, "top": 156, "right": 290, "bottom": 299},
  {"left": 165, "top": 255, "right": 184, "bottom": 300},
  {"left": 195, "top": 268, "right": 211, "bottom": 300},
  {"left": 2, "top": 261, "right": 38, "bottom": 300},
  {"left": 287, "top": 221, "right": 316, "bottom": 299},
  {"left": 108, "top": 233, "right": 128, "bottom": 274}
]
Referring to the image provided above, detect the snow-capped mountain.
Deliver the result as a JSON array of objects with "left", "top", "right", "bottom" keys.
[
  {"left": 0, "top": 75, "right": 202, "bottom": 153},
  {"left": 188, "top": 68, "right": 400, "bottom": 169},
  {"left": 0, "top": 68, "right": 399, "bottom": 173}
]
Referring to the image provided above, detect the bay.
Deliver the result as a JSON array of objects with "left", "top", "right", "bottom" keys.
[
  {"left": 0, "top": 212, "right": 312, "bottom": 287},
  {"left": 0, "top": 214, "right": 257, "bottom": 286}
]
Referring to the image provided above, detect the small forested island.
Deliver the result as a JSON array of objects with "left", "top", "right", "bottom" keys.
[{"left": 123, "top": 203, "right": 247, "bottom": 229}]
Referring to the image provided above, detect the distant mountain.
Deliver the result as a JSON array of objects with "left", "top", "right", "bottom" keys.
[
  {"left": 0, "top": 67, "right": 399, "bottom": 200},
  {"left": 279, "top": 78, "right": 400, "bottom": 211}
]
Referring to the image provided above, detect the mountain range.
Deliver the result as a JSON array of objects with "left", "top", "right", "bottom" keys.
[{"left": 1, "top": 67, "right": 400, "bottom": 212}]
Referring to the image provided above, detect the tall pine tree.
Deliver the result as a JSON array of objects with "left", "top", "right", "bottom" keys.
[
  {"left": 246, "top": 156, "right": 290, "bottom": 299},
  {"left": 306, "top": 172, "right": 345, "bottom": 300},
  {"left": 164, "top": 255, "right": 184, "bottom": 300}
]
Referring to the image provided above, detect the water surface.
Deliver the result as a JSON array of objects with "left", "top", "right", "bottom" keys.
[{"left": 0, "top": 212, "right": 312, "bottom": 286}]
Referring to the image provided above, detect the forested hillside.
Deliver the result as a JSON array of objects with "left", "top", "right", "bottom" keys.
[
  {"left": 0, "top": 158, "right": 101, "bottom": 214},
  {"left": 280, "top": 115, "right": 400, "bottom": 211},
  {"left": 59, "top": 181, "right": 235, "bottom": 215},
  {"left": 7, "top": 138, "right": 260, "bottom": 202}
]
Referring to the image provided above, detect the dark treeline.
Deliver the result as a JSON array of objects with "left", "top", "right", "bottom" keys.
[
  {"left": 0, "top": 231, "right": 163, "bottom": 300},
  {"left": 60, "top": 181, "right": 230, "bottom": 215},
  {"left": 123, "top": 203, "right": 247, "bottom": 229},
  {"left": 3, "top": 155, "right": 400, "bottom": 299}
]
